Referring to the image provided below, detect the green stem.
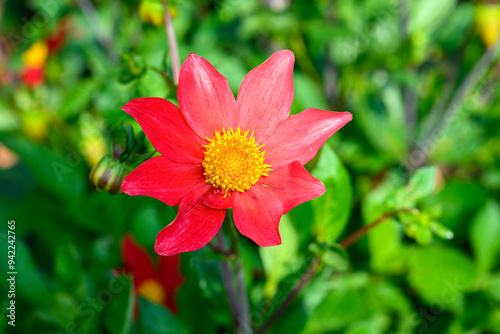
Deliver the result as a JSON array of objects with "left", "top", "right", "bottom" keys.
[
  {"left": 339, "top": 208, "right": 416, "bottom": 248},
  {"left": 161, "top": 0, "right": 180, "bottom": 85},
  {"left": 214, "top": 213, "right": 252, "bottom": 334},
  {"left": 216, "top": 231, "right": 241, "bottom": 330},
  {"left": 256, "top": 208, "right": 415, "bottom": 333},
  {"left": 225, "top": 212, "right": 252, "bottom": 334}
]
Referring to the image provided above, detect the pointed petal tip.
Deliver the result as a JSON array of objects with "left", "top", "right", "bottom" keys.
[
  {"left": 183, "top": 53, "right": 206, "bottom": 69},
  {"left": 187, "top": 52, "right": 201, "bottom": 59},
  {"left": 332, "top": 111, "right": 353, "bottom": 123},
  {"left": 344, "top": 111, "right": 353, "bottom": 122},
  {"left": 319, "top": 182, "right": 327, "bottom": 197},
  {"left": 273, "top": 49, "right": 295, "bottom": 62}
]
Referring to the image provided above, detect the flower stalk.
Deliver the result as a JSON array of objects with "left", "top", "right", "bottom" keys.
[
  {"left": 215, "top": 219, "right": 253, "bottom": 334},
  {"left": 162, "top": 0, "right": 180, "bottom": 85},
  {"left": 217, "top": 231, "right": 242, "bottom": 330}
]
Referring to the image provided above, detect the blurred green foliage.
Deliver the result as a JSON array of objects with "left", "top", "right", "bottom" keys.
[{"left": 1, "top": 0, "right": 500, "bottom": 333}]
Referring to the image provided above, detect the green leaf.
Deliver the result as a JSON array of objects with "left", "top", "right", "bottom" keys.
[
  {"left": 406, "top": 245, "right": 475, "bottom": 311},
  {"left": 190, "top": 247, "right": 226, "bottom": 302},
  {"left": 260, "top": 214, "right": 299, "bottom": 298},
  {"left": 437, "top": 3, "right": 474, "bottom": 50},
  {"left": 309, "top": 242, "right": 349, "bottom": 272},
  {"left": 60, "top": 79, "right": 100, "bottom": 119},
  {"left": 470, "top": 200, "right": 500, "bottom": 276},
  {"left": 132, "top": 205, "right": 171, "bottom": 250},
  {"left": 2, "top": 137, "right": 86, "bottom": 199},
  {"left": 137, "top": 297, "right": 187, "bottom": 334},
  {"left": 311, "top": 145, "right": 352, "bottom": 244},
  {"left": 119, "top": 51, "right": 146, "bottom": 83},
  {"left": 362, "top": 175, "right": 405, "bottom": 273},
  {"left": 1, "top": 238, "right": 50, "bottom": 307},
  {"left": 406, "top": 165, "right": 438, "bottom": 202},
  {"left": 409, "top": 0, "right": 457, "bottom": 35},
  {"left": 105, "top": 276, "right": 134, "bottom": 334},
  {"left": 54, "top": 240, "right": 84, "bottom": 290},
  {"left": 137, "top": 69, "right": 170, "bottom": 98},
  {"left": 303, "top": 274, "right": 372, "bottom": 333}
]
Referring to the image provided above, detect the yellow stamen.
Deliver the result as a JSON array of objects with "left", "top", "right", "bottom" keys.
[{"left": 202, "top": 127, "right": 271, "bottom": 197}]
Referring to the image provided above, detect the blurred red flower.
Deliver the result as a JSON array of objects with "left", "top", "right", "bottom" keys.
[
  {"left": 47, "top": 18, "right": 69, "bottom": 54},
  {"left": 20, "top": 41, "right": 47, "bottom": 88},
  {"left": 121, "top": 50, "right": 352, "bottom": 256},
  {"left": 20, "top": 66, "right": 45, "bottom": 88},
  {"left": 121, "top": 234, "right": 184, "bottom": 314}
]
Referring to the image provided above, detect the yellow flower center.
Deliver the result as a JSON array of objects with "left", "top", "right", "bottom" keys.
[
  {"left": 202, "top": 127, "right": 271, "bottom": 196},
  {"left": 137, "top": 279, "right": 165, "bottom": 305}
]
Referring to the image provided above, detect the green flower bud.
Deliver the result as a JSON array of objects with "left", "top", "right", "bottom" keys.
[
  {"left": 119, "top": 52, "right": 146, "bottom": 83},
  {"left": 90, "top": 155, "right": 133, "bottom": 195},
  {"left": 113, "top": 126, "right": 129, "bottom": 160}
]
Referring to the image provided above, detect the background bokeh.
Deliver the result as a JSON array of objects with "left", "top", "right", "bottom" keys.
[{"left": 1, "top": 0, "right": 500, "bottom": 333}]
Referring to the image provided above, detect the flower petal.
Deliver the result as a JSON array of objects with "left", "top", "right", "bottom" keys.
[
  {"left": 203, "top": 188, "right": 235, "bottom": 209},
  {"left": 121, "top": 156, "right": 205, "bottom": 207},
  {"left": 233, "top": 186, "right": 283, "bottom": 247},
  {"left": 155, "top": 185, "right": 226, "bottom": 256},
  {"left": 178, "top": 53, "right": 237, "bottom": 139},
  {"left": 121, "top": 234, "right": 158, "bottom": 286},
  {"left": 122, "top": 97, "right": 205, "bottom": 164},
  {"left": 264, "top": 108, "right": 352, "bottom": 168},
  {"left": 236, "top": 50, "right": 295, "bottom": 143},
  {"left": 258, "top": 161, "right": 326, "bottom": 214}
]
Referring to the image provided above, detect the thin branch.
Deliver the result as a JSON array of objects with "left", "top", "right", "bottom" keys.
[
  {"left": 224, "top": 212, "right": 253, "bottom": 334},
  {"left": 256, "top": 208, "right": 415, "bottom": 334},
  {"left": 399, "top": 0, "right": 409, "bottom": 40},
  {"left": 410, "top": 36, "right": 500, "bottom": 170},
  {"left": 207, "top": 242, "right": 234, "bottom": 257},
  {"left": 148, "top": 66, "right": 176, "bottom": 92},
  {"left": 217, "top": 231, "right": 242, "bottom": 331},
  {"left": 339, "top": 208, "right": 416, "bottom": 248},
  {"left": 74, "top": 0, "right": 113, "bottom": 56},
  {"left": 404, "top": 85, "right": 417, "bottom": 145},
  {"left": 161, "top": 0, "right": 180, "bottom": 85},
  {"left": 235, "top": 257, "right": 252, "bottom": 334},
  {"left": 255, "top": 256, "right": 320, "bottom": 334}
]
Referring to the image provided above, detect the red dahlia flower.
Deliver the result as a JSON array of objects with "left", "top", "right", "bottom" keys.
[
  {"left": 121, "top": 234, "right": 184, "bottom": 314},
  {"left": 121, "top": 50, "right": 352, "bottom": 256}
]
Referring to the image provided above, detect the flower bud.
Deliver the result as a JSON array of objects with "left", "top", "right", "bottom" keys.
[
  {"left": 90, "top": 155, "right": 133, "bottom": 195},
  {"left": 113, "top": 126, "right": 129, "bottom": 160},
  {"left": 139, "top": 0, "right": 178, "bottom": 26},
  {"left": 475, "top": 3, "right": 500, "bottom": 48},
  {"left": 119, "top": 52, "right": 146, "bottom": 84}
]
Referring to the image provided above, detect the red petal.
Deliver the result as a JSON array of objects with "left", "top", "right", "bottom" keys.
[
  {"left": 121, "top": 156, "right": 205, "bottom": 207},
  {"left": 154, "top": 185, "right": 226, "bottom": 256},
  {"left": 233, "top": 186, "right": 283, "bottom": 247},
  {"left": 236, "top": 50, "right": 294, "bottom": 143},
  {"left": 264, "top": 108, "right": 352, "bottom": 168},
  {"left": 178, "top": 54, "right": 237, "bottom": 139},
  {"left": 159, "top": 254, "right": 184, "bottom": 314},
  {"left": 258, "top": 161, "right": 326, "bottom": 214},
  {"left": 203, "top": 188, "right": 235, "bottom": 209},
  {"left": 122, "top": 97, "right": 205, "bottom": 164},
  {"left": 121, "top": 234, "right": 159, "bottom": 287}
]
